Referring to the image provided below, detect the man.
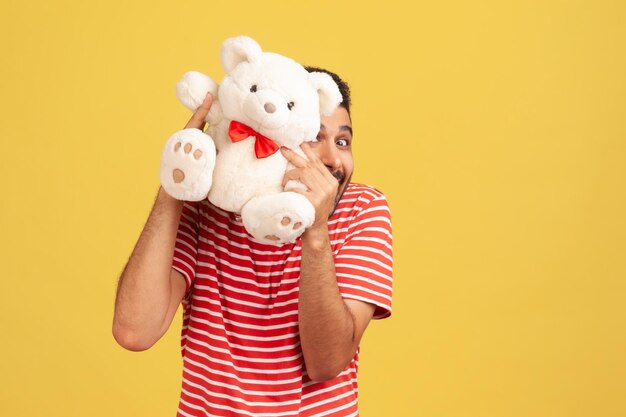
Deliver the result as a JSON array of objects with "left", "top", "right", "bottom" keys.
[{"left": 113, "top": 68, "right": 393, "bottom": 416}]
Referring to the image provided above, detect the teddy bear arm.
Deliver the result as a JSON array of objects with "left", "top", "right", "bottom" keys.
[{"left": 176, "top": 71, "right": 219, "bottom": 113}]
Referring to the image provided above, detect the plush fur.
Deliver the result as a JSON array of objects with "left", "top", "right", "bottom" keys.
[{"left": 160, "top": 36, "right": 342, "bottom": 244}]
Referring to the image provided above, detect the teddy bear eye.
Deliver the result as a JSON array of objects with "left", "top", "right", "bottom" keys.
[
  {"left": 287, "top": 101, "right": 295, "bottom": 111},
  {"left": 250, "top": 85, "right": 257, "bottom": 93}
]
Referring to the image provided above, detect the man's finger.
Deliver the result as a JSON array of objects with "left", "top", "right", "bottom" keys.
[
  {"left": 280, "top": 147, "right": 308, "bottom": 168},
  {"left": 299, "top": 142, "right": 319, "bottom": 162},
  {"left": 300, "top": 142, "right": 328, "bottom": 170},
  {"left": 184, "top": 93, "right": 213, "bottom": 130},
  {"left": 300, "top": 142, "right": 337, "bottom": 181},
  {"left": 282, "top": 168, "right": 303, "bottom": 187},
  {"left": 283, "top": 166, "right": 326, "bottom": 192}
]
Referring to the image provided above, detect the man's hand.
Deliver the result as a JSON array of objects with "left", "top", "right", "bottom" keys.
[{"left": 280, "top": 143, "right": 338, "bottom": 232}]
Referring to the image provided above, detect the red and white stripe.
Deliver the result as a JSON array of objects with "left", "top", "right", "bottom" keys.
[{"left": 172, "top": 183, "right": 393, "bottom": 416}]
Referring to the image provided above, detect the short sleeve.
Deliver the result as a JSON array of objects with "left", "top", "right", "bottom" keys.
[
  {"left": 172, "top": 201, "right": 200, "bottom": 293},
  {"left": 335, "top": 194, "right": 393, "bottom": 319}
]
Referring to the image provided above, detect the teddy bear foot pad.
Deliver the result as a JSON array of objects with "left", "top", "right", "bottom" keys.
[{"left": 160, "top": 128, "right": 216, "bottom": 201}]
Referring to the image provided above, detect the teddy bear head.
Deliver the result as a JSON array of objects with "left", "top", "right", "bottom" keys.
[{"left": 217, "top": 36, "right": 342, "bottom": 150}]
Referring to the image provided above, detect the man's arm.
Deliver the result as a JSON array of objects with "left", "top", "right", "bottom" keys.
[
  {"left": 112, "top": 94, "right": 213, "bottom": 351},
  {"left": 112, "top": 188, "right": 187, "bottom": 351},
  {"left": 299, "top": 225, "right": 376, "bottom": 381},
  {"left": 281, "top": 144, "right": 376, "bottom": 382}
]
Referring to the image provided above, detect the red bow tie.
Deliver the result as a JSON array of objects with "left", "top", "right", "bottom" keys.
[{"left": 228, "top": 120, "right": 280, "bottom": 159}]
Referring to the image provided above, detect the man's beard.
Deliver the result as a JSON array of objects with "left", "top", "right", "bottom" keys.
[
  {"left": 330, "top": 171, "right": 352, "bottom": 216},
  {"left": 331, "top": 170, "right": 345, "bottom": 184}
]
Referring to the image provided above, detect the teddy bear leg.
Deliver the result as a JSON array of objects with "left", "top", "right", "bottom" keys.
[
  {"left": 241, "top": 192, "right": 315, "bottom": 245},
  {"left": 160, "top": 128, "right": 216, "bottom": 201}
]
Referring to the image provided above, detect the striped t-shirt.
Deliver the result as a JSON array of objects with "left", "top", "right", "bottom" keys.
[{"left": 172, "top": 183, "right": 393, "bottom": 417}]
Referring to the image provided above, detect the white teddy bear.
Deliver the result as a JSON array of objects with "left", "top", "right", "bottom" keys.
[{"left": 160, "top": 36, "right": 342, "bottom": 244}]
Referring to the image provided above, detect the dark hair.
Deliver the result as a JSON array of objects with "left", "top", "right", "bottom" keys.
[{"left": 304, "top": 66, "right": 351, "bottom": 115}]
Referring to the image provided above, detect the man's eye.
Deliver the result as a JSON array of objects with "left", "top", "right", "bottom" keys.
[{"left": 336, "top": 138, "right": 350, "bottom": 147}]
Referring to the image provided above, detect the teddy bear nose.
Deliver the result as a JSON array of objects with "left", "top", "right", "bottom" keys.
[{"left": 264, "top": 102, "right": 276, "bottom": 113}]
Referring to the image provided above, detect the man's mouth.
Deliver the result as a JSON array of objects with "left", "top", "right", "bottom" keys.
[
  {"left": 331, "top": 170, "right": 345, "bottom": 184},
  {"left": 329, "top": 171, "right": 352, "bottom": 217}
]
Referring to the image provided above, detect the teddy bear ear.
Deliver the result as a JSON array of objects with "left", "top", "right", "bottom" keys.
[
  {"left": 308, "top": 72, "right": 343, "bottom": 116},
  {"left": 221, "top": 36, "right": 263, "bottom": 73}
]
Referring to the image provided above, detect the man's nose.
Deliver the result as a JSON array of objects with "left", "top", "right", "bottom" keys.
[{"left": 318, "top": 138, "right": 341, "bottom": 170}]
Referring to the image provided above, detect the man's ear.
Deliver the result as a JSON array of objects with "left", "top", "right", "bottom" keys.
[
  {"left": 221, "top": 36, "right": 263, "bottom": 73},
  {"left": 308, "top": 72, "right": 343, "bottom": 116}
]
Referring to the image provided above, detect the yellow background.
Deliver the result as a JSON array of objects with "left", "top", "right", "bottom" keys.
[{"left": 1, "top": 0, "right": 625, "bottom": 416}]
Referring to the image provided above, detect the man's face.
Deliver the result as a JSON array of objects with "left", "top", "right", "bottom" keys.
[{"left": 308, "top": 106, "right": 354, "bottom": 210}]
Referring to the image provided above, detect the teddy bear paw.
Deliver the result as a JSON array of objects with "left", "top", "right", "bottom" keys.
[
  {"left": 160, "top": 128, "right": 216, "bottom": 201},
  {"left": 176, "top": 71, "right": 218, "bottom": 112},
  {"left": 241, "top": 192, "right": 315, "bottom": 245},
  {"left": 262, "top": 215, "right": 305, "bottom": 242}
]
